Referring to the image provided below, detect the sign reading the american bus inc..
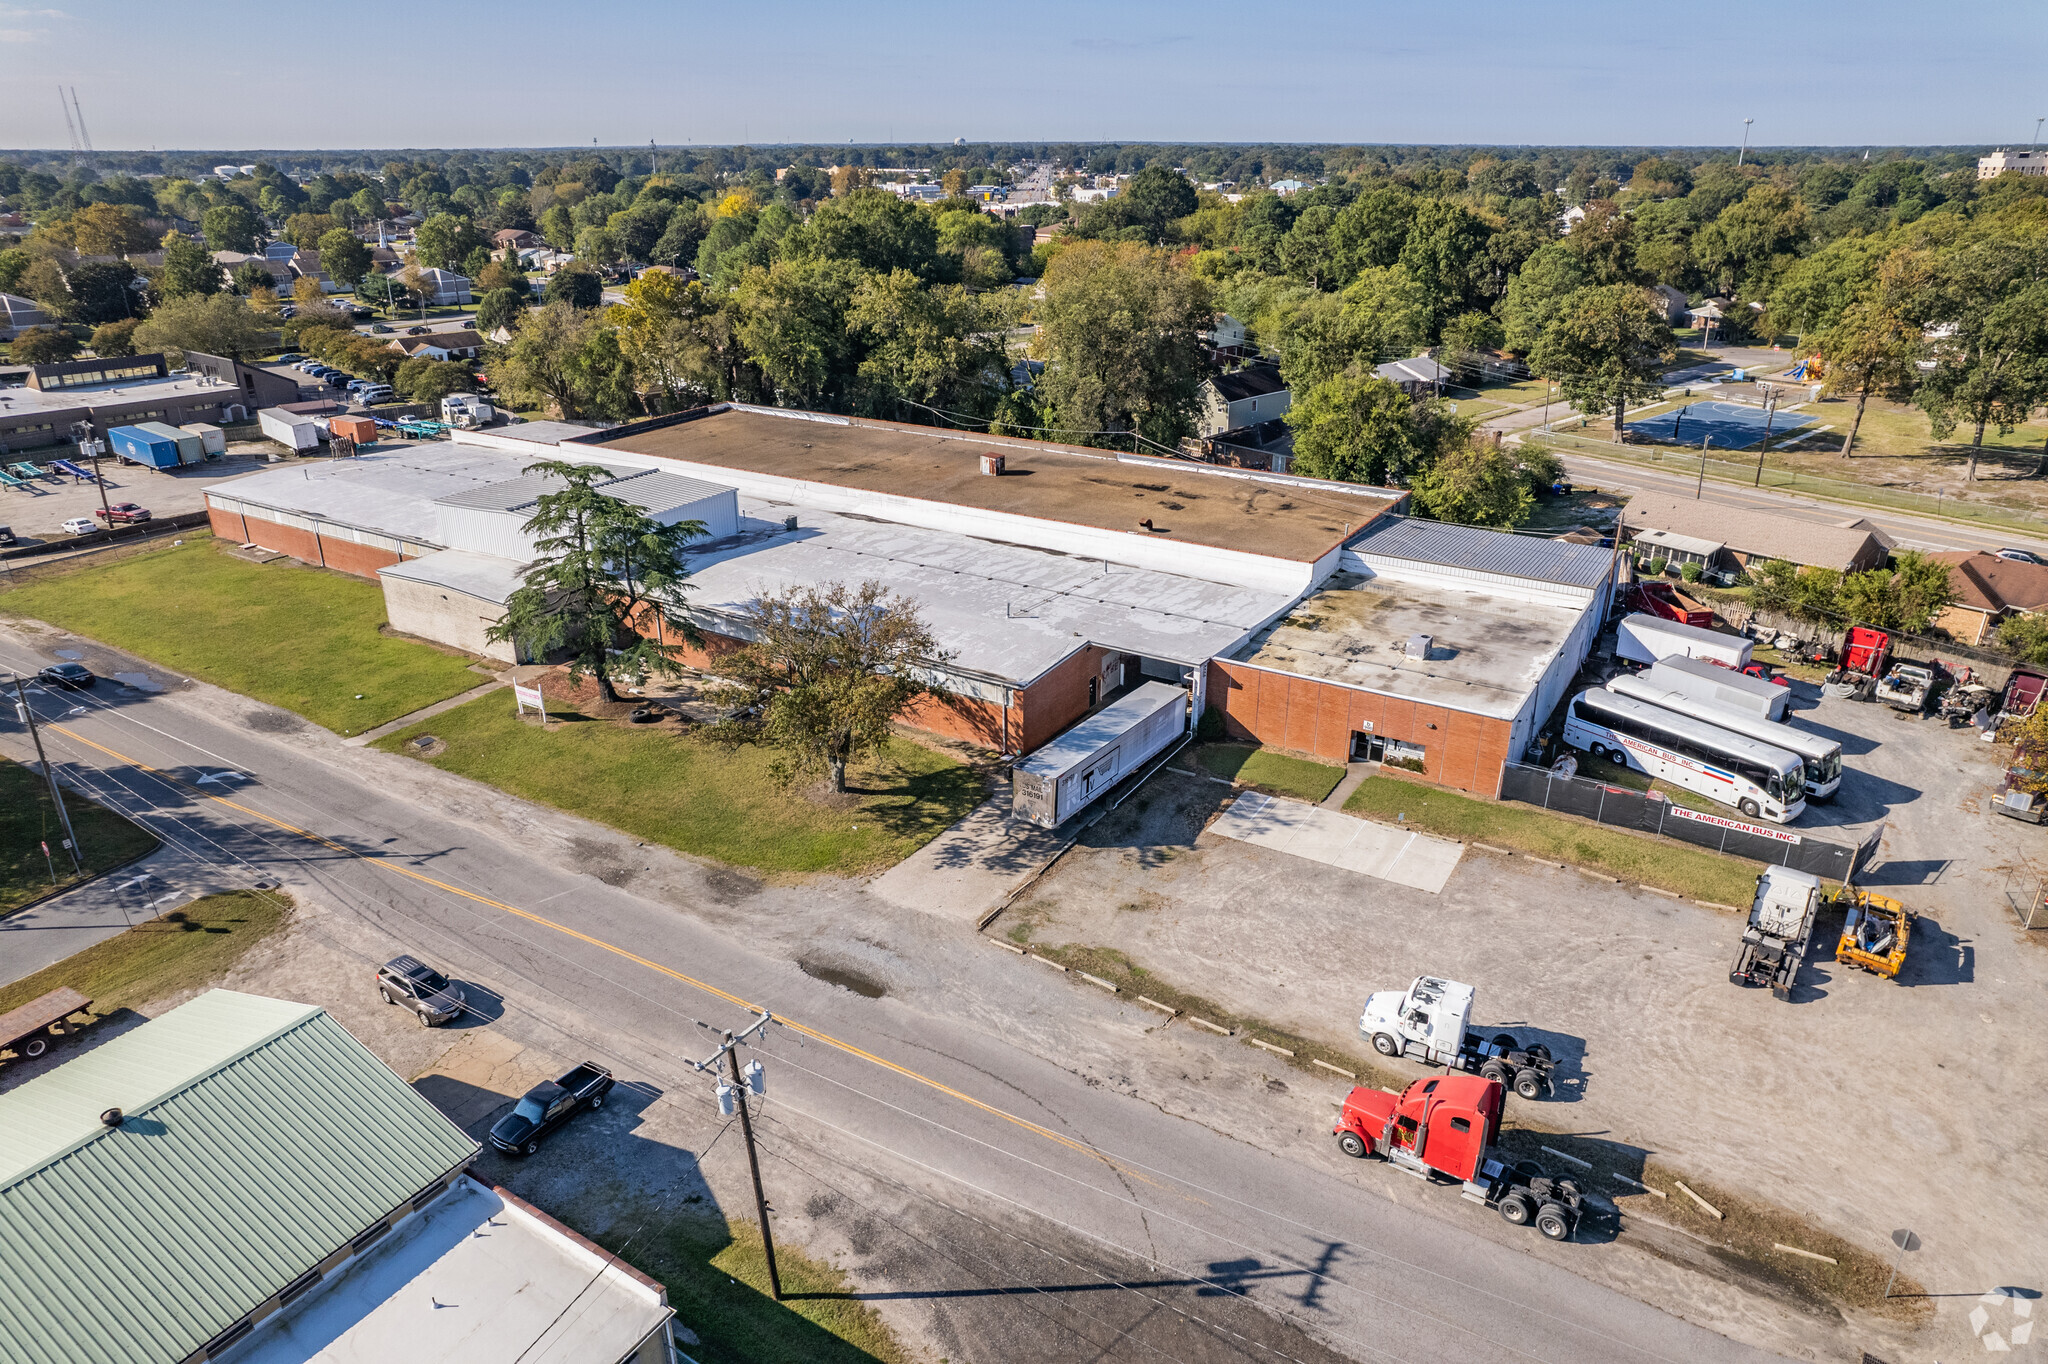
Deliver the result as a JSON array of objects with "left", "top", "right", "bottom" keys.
[{"left": 1668, "top": 804, "right": 1802, "bottom": 844}]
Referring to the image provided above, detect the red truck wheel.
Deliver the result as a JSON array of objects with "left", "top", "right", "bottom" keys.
[{"left": 1337, "top": 1131, "right": 1369, "bottom": 1159}]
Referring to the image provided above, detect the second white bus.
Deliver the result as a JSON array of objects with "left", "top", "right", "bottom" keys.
[
  {"left": 1562, "top": 689, "right": 1808, "bottom": 824},
  {"left": 1607, "top": 673, "right": 1843, "bottom": 801}
]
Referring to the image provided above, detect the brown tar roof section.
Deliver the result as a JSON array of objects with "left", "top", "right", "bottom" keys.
[
  {"left": 589, "top": 407, "right": 1402, "bottom": 563},
  {"left": 1928, "top": 550, "right": 2048, "bottom": 614}
]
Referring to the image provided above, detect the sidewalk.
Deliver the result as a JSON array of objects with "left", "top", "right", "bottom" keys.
[
  {"left": 343, "top": 673, "right": 517, "bottom": 747},
  {"left": 866, "top": 793, "right": 1074, "bottom": 922},
  {"left": 0, "top": 843, "right": 218, "bottom": 988},
  {"left": 1209, "top": 790, "right": 1464, "bottom": 894}
]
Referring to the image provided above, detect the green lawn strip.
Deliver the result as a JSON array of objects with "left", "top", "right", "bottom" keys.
[
  {"left": 1009, "top": 936, "right": 1925, "bottom": 1321},
  {"left": 0, "top": 889, "right": 292, "bottom": 1022},
  {"left": 1191, "top": 743, "right": 1344, "bottom": 803},
  {"left": 2, "top": 757, "right": 159, "bottom": 914},
  {"left": 1341, "top": 775, "right": 1757, "bottom": 906},
  {"left": 377, "top": 692, "right": 983, "bottom": 876},
  {"left": 0, "top": 537, "right": 483, "bottom": 735}
]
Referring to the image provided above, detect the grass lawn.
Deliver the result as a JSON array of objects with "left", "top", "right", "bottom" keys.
[
  {"left": 377, "top": 692, "right": 984, "bottom": 876},
  {"left": 1192, "top": 743, "right": 1344, "bottom": 803},
  {"left": 2, "top": 757, "right": 160, "bottom": 915},
  {"left": 0, "top": 889, "right": 292, "bottom": 1021},
  {"left": 1342, "top": 775, "right": 1757, "bottom": 906},
  {"left": 0, "top": 537, "right": 484, "bottom": 734}
]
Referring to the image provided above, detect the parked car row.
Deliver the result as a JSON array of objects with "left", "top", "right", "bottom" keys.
[{"left": 293, "top": 359, "right": 393, "bottom": 406}]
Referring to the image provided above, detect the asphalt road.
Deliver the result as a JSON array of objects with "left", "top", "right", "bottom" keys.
[{"left": 0, "top": 628, "right": 1780, "bottom": 1364}]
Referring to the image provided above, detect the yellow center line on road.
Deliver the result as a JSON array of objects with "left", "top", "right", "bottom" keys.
[{"left": 48, "top": 721, "right": 1184, "bottom": 1195}]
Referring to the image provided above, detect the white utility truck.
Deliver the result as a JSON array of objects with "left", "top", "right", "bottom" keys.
[
  {"left": 1357, "top": 976, "right": 1555, "bottom": 1099},
  {"left": 1730, "top": 866, "right": 1822, "bottom": 1001}
]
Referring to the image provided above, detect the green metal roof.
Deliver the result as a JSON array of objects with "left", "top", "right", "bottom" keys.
[{"left": 0, "top": 990, "right": 479, "bottom": 1364}]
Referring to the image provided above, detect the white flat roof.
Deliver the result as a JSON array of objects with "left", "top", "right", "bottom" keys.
[
  {"left": 206, "top": 447, "right": 564, "bottom": 547},
  {"left": 379, "top": 549, "right": 525, "bottom": 604},
  {"left": 1233, "top": 572, "right": 1588, "bottom": 721},
  {"left": 0, "top": 369, "right": 247, "bottom": 413},
  {"left": 684, "top": 501, "right": 1295, "bottom": 686},
  {"left": 237, "top": 1176, "right": 670, "bottom": 1364}
]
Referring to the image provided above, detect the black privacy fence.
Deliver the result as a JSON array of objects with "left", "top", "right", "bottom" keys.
[{"left": 1498, "top": 762, "right": 1867, "bottom": 883}]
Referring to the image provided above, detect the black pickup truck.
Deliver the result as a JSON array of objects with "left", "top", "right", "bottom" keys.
[{"left": 489, "top": 1062, "right": 613, "bottom": 1156}]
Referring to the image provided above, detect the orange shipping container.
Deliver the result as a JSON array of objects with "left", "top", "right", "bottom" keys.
[{"left": 330, "top": 416, "right": 378, "bottom": 443}]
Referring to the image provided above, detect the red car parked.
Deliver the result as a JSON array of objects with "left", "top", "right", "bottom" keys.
[{"left": 94, "top": 502, "right": 152, "bottom": 524}]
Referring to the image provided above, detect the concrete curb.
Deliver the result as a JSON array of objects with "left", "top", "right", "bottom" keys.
[
  {"left": 1075, "top": 970, "right": 1119, "bottom": 994},
  {"left": 1695, "top": 900, "right": 1743, "bottom": 913},
  {"left": 1027, "top": 953, "right": 1069, "bottom": 973},
  {"left": 988, "top": 938, "right": 1025, "bottom": 955},
  {"left": 1187, "top": 1016, "right": 1231, "bottom": 1036},
  {"left": 1471, "top": 842, "right": 1517, "bottom": 856},
  {"left": 1574, "top": 867, "right": 1621, "bottom": 883},
  {"left": 1611, "top": 1172, "right": 1668, "bottom": 1199},
  {"left": 1247, "top": 1037, "right": 1295, "bottom": 1058},
  {"left": 1641, "top": 885, "right": 1682, "bottom": 900},
  {"left": 1136, "top": 995, "right": 1179, "bottom": 1015},
  {"left": 1312, "top": 1058, "right": 1356, "bottom": 1079}
]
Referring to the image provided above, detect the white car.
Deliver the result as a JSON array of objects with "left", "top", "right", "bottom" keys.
[{"left": 61, "top": 517, "right": 96, "bottom": 536}]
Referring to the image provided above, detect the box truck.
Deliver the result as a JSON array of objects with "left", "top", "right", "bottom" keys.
[
  {"left": 1614, "top": 613, "right": 1752, "bottom": 670},
  {"left": 1012, "top": 682, "right": 1186, "bottom": 828},
  {"left": 258, "top": 409, "right": 322, "bottom": 452}
]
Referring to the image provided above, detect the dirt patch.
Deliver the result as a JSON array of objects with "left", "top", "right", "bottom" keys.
[
  {"left": 798, "top": 958, "right": 889, "bottom": 999},
  {"left": 243, "top": 709, "right": 307, "bottom": 734},
  {"left": 568, "top": 835, "right": 642, "bottom": 887}
]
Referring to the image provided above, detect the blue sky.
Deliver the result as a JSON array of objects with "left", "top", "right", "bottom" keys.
[{"left": 2, "top": 0, "right": 2041, "bottom": 150}]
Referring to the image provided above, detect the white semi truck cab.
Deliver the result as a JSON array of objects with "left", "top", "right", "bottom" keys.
[{"left": 1358, "top": 976, "right": 1555, "bottom": 1099}]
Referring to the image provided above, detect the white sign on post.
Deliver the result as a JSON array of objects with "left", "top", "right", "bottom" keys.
[{"left": 513, "top": 682, "right": 547, "bottom": 723}]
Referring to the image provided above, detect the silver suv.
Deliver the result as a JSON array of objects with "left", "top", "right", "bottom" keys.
[{"left": 375, "top": 956, "right": 466, "bottom": 1026}]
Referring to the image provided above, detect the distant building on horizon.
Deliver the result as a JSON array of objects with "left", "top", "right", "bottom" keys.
[{"left": 1979, "top": 149, "right": 2048, "bottom": 179}]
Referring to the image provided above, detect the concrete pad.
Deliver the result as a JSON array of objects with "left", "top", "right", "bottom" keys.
[
  {"left": 1208, "top": 791, "right": 1463, "bottom": 894},
  {"left": 867, "top": 794, "right": 1072, "bottom": 920}
]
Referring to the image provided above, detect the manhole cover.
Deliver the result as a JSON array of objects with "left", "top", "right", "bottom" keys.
[{"left": 409, "top": 735, "right": 439, "bottom": 750}]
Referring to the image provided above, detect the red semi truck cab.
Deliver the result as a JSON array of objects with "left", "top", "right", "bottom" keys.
[{"left": 1334, "top": 1075, "right": 1588, "bottom": 1240}]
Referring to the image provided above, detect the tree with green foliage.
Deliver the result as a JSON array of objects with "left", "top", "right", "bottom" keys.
[
  {"left": 132, "top": 292, "right": 274, "bottom": 362},
  {"left": 315, "top": 228, "right": 371, "bottom": 289},
  {"left": 485, "top": 460, "right": 704, "bottom": 702},
  {"left": 414, "top": 213, "right": 489, "bottom": 271},
  {"left": 540, "top": 203, "right": 575, "bottom": 254},
  {"left": 1528, "top": 284, "right": 1676, "bottom": 438},
  {"left": 1694, "top": 184, "right": 1806, "bottom": 298},
  {"left": 229, "top": 260, "right": 274, "bottom": 295},
  {"left": 0, "top": 248, "right": 29, "bottom": 295},
  {"left": 1914, "top": 239, "right": 2048, "bottom": 480},
  {"left": 10, "top": 327, "right": 79, "bottom": 363},
  {"left": 1285, "top": 373, "right": 1430, "bottom": 485},
  {"left": 90, "top": 317, "right": 141, "bottom": 357},
  {"left": 392, "top": 357, "right": 477, "bottom": 403},
  {"left": 1033, "top": 240, "right": 1211, "bottom": 450},
  {"left": 1996, "top": 612, "right": 2048, "bottom": 667},
  {"left": 67, "top": 262, "right": 142, "bottom": 325},
  {"left": 847, "top": 267, "right": 1010, "bottom": 421},
  {"left": 1834, "top": 552, "right": 1956, "bottom": 633},
  {"left": 1499, "top": 242, "right": 1588, "bottom": 354},
  {"left": 1819, "top": 297, "right": 1922, "bottom": 457},
  {"left": 492, "top": 299, "right": 633, "bottom": 420},
  {"left": 783, "top": 187, "right": 940, "bottom": 277},
  {"left": 474, "top": 287, "right": 527, "bottom": 337},
  {"left": 158, "top": 231, "right": 221, "bottom": 299},
  {"left": 349, "top": 186, "right": 386, "bottom": 222},
  {"left": 1395, "top": 198, "right": 1491, "bottom": 340},
  {"left": 705, "top": 580, "right": 948, "bottom": 793},
  {"left": 544, "top": 264, "right": 605, "bottom": 309},
  {"left": 734, "top": 256, "right": 864, "bottom": 411},
  {"left": 606, "top": 269, "right": 751, "bottom": 409},
  {"left": 1409, "top": 440, "right": 1534, "bottom": 527},
  {"left": 201, "top": 204, "right": 260, "bottom": 253}
]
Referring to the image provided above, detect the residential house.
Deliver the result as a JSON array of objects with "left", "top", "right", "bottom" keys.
[
  {"left": 1926, "top": 550, "right": 2048, "bottom": 646},
  {"left": 1619, "top": 492, "right": 1892, "bottom": 575},
  {"left": 263, "top": 240, "right": 299, "bottom": 262},
  {"left": 411, "top": 267, "right": 472, "bottom": 306},
  {"left": 1373, "top": 355, "right": 1453, "bottom": 398},
  {"left": 1646, "top": 283, "right": 1689, "bottom": 324},
  {"left": 0, "top": 292, "right": 47, "bottom": 340},
  {"left": 1269, "top": 179, "right": 1308, "bottom": 194},
  {"left": 1199, "top": 364, "right": 1290, "bottom": 437},
  {"left": 391, "top": 328, "right": 485, "bottom": 361},
  {"left": 288, "top": 248, "right": 337, "bottom": 293},
  {"left": 0, "top": 989, "right": 686, "bottom": 1364},
  {"left": 493, "top": 227, "right": 543, "bottom": 254},
  {"left": 212, "top": 250, "right": 294, "bottom": 292}
]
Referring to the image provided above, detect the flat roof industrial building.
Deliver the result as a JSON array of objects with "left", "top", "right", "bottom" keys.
[{"left": 201, "top": 403, "right": 1617, "bottom": 795}]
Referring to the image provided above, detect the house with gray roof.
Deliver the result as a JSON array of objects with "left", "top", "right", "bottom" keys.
[{"left": 1618, "top": 491, "right": 1891, "bottom": 575}]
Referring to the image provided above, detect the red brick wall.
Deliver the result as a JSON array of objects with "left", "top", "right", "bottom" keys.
[
  {"left": 222, "top": 512, "right": 399, "bottom": 578},
  {"left": 1017, "top": 645, "right": 1121, "bottom": 752},
  {"left": 208, "top": 506, "right": 251, "bottom": 544},
  {"left": 1206, "top": 659, "right": 1512, "bottom": 796},
  {"left": 315, "top": 535, "right": 402, "bottom": 577}
]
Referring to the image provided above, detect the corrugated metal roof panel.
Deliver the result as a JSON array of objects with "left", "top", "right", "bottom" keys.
[
  {"left": 0, "top": 990, "right": 478, "bottom": 1364},
  {"left": 434, "top": 463, "right": 618, "bottom": 511},
  {"left": 606, "top": 469, "right": 733, "bottom": 514},
  {"left": 1350, "top": 517, "right": 1614, "bottom": 589}
]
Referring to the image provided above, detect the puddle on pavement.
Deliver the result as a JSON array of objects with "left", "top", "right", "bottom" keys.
[
  {"left": 112, "top": 673, "right": 164, "bottom": 693},
  {"left": 798, "top": 959, "right": 888, "bottom": 999}
]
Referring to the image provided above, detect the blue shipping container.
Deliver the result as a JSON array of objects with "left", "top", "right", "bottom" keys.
[{"left": 107, "top": 425, "right": 182, "bottom": 469}]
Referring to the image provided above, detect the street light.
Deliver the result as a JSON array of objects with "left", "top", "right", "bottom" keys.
[{"left": 1737, "top": 118, "right": 1754, "bottom": 168}]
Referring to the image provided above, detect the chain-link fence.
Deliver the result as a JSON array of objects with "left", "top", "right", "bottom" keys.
[{"left": 1500, "top": 761, "right": 1868, "bottom": 881}]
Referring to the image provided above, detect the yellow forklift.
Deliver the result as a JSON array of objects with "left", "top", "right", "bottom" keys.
[{"left": 1829, "top": 887, "right": 1914, "bottom": 981}]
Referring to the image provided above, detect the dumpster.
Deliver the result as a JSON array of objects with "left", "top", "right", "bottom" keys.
[
  {"left": 106, "top": 424, "right": 182, "bottom": 469},
  {"left": 136, "top": 421, "right": 204, "bottom": 465},
  {"left": 179, "top": 422, "right": 226, "bottom": 456}
]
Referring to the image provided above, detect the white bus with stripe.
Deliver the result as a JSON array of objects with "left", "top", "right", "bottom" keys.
[
  {"left": 1562, "top": 689, "right": 1807, "bottom": 824},
  {"left": 1606, "top": 674, "right": 1842, "bottom": 801}
]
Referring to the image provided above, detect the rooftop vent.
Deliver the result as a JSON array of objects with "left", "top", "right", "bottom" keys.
[
  {"left": 979, "top": 452, "right": 1005, "bottom": 476},
  {"left": 100, "top": 1107, "right": 124, "bottom": 1127}
]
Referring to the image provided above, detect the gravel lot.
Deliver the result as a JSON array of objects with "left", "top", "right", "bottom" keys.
[{"left": 1014, "top": 680, "right": 2047, "bottom": 1361}]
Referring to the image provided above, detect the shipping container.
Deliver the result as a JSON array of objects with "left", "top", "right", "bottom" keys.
[
  {"left": 1614, "top": 612, "right": 1752, "bottom": 669},
  {"left": 1012, "top": 681, "right": 1187, "bottom": 828},
  {"left": 136, "top": 421, "right": 203, "bottom": 465},
  {"left": 329, "top": 415, "right": 378, "bottom": 443},
  {"left": 1642, "top": 655, "right": 1789, "bottom": 721},
  {"left": 179, "top": 423, "right": 226, "bottom": 456},
  {"left": 105, "top": 425, "right": 182, "bottom": 469},
  {"left": 258, "top": 409, "right": 322, "bottom": 452}
]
